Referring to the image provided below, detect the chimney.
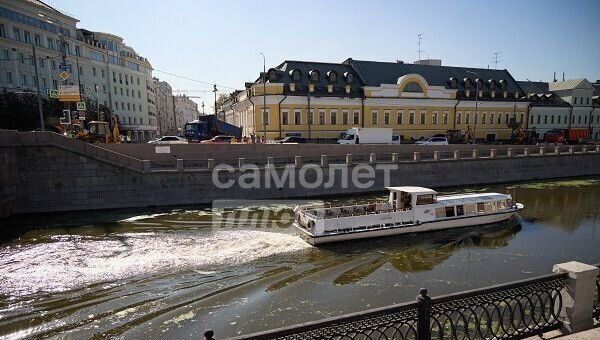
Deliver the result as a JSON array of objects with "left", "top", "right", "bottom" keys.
[
  {"left": 553, "top": 71, "right": 557, "bottom": 82},
  {"left": 562, "top": 72, "right": 565, "bottom": 81}
]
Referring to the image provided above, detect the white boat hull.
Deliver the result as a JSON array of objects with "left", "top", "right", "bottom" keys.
[{"left": 295, "top": 207, "right": 522, "bottom": 245}]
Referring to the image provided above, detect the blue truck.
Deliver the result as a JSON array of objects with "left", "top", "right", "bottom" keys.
[{"left": 183, "top": 115, "right": 243, "bottom": 142}]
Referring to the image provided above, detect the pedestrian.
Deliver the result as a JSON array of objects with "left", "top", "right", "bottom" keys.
[{"left": 355, "top": 135, "right": 360, "bottom": 144}]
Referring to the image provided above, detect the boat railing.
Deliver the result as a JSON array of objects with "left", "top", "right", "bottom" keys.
[{"left": 301, "top": 202, "right": 411, "bottom": 220}]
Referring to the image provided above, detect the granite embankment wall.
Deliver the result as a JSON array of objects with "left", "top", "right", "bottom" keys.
[{"left": 1, "top": 129, "right": 599, "bottom": 218}]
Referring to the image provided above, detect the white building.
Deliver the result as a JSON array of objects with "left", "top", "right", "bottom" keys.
[
  {"left": 0, "top": 0, "right": 158, "bottom": 141},
  {"left": 174, "top": 95, "right": 199, "bottom": 133},
  {"left": 153, "top": 77, "right": 176, "bottom": 136}
]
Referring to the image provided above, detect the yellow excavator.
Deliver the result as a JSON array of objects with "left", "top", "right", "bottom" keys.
[
  {"left": 74, "top": 115, "right": 121, "bottom": 144},
  {"left": 447, "top": 126, "right": 473, "bottom": 144}
]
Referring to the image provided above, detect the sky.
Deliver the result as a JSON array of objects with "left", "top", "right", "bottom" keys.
[{"left": 46, "top": 0, "right": 600, "bottom": 106}]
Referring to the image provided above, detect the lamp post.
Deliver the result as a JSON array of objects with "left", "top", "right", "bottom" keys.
[
  {"left": 467, "top": 71, "right": 479, "bottom": 143},
  {"left": 307, "top": 80, "right": 312, "bottom": 140},
  {"left": 213, "top": 84, "right": 218, "bottom": 116},
  {"left": 260, "top": 52, "right": 267, "bottom": 142}
]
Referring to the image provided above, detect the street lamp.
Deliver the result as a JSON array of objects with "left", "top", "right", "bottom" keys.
[
  {"left": 466, "top": 70, "right": 480, "bottom": 143},
  {"left": 260, "top": 52, "right": 267, "bottom": 143}
]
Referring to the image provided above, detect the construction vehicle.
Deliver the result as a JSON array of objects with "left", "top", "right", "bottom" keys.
[
  {"left": 510, "top": 125, "right": 538, "bottom": 145},
  {"left": 446, "top": 126, "right": 473, "bottom": 144},
  {"left": 543, "top": 128, "right": 589, "bottom": 144},
  {"left": 184, "top": 115, "right": 242, "bottom": 142},
  {"left": 74, "top": 115, "right": 121, "bottom": 144}
]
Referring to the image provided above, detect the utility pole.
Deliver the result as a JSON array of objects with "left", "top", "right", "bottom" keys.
[
  {"left": 31, "top": 44, "right": 45, "bottom": 131},
  {"left": 261, "top": 52, "right": 267, "bottom": 142},
  {"left": 213, "top": 84, "right": 217, "bottom": 116},
  {"left": 202, "top": 101, "right": 205, "bottom": 115}
]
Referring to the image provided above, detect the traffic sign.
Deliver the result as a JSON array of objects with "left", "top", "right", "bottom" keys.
[
  {"left": 76, "top": 101, "right": 86, "bottom": 111},
  {"left": 49, "top": 89, "right": 58, "bottom": 98},
  {"left": 58, "top": 85, "right": 80, "bottom": 102},
  {"left": 59, "top": 64, "right": 69, "bottom": 71},
  {"left": 59, "top": 71, "right": 70, "bottom": 81}
]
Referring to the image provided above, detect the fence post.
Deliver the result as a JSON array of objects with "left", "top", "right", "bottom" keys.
[
  {"left": 416, "top": 288, "right": 432, "bottom": 340},
  {"left": 321, "top": 155, "right": 328, "bottom": 167},
  {"left": 581, "top": 145, "right": 587, "bottom": 153},
  {"left": 142, "top": 160, "right": 151, "bottom": 173},
  {"left": 489, "top": 149, "right": 496, "bottom": 158},
  {"left": 552, "top": 261, "right": 599, "bottom": 333},
  {"left": 596, "top": 145, "right": 600, "bottom": 153},
  {"left": 369, "top": 153, "right": 376, "bottom": 165},
  {"left": 207, "top": 159, "right": 215, "bottom": 170},
  {"left": 414, "top": 152, "right": 421, "bottom": 162},
  {"left": 453, "top": 150, "right": 460, "bottom": 160},
  {"left": 523, "top": 148, "right": 529, "bottom": 156},
  {"left": 507, "top": 148, "right": 513, "bottom": 157},
  {"left": 539, "top": 147, "right": 545, "bottom": 156},
  {"left": 176, "top": 159, "right": 184, "bottom": 172},
  {"left": 392, "top": 152, "right": 399, "bottom": 163},
  {"left": 204, "top": 330, "right": 215, "bottom": 340},
  {"left": 433, "top": 151, "right": 440, "bottom": 161},
  {"left": 568, "top": 146, "right": 574, "bottom": 154},
  {"left": 295, "top": 156, "right": 303, "bottom": 168},
  {"left": 346, "top": 154, "right": 353, "bottom": 166},
  {"left": 555, "top": 146, "right": 560, "bottom": 155},
  {"left": 472, "top": 149, "right": 478, "bottom": 159}
]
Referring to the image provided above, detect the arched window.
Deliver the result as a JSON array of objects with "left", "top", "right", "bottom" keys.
[{"left": 403, "top": 82, "right": 423, "bottom": 93}]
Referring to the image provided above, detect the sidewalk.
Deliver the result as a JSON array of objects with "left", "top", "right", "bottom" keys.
[{"left": 528, "top": 323, "right": 600, "bottom": 340}]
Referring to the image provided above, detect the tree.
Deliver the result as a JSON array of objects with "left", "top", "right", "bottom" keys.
[{"left": 215, "top": 93, "right": 230, "bottom": 112}]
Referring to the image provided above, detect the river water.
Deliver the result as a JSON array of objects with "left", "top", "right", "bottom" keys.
[{"left": 0, "top": 178, "right": 599, "bottom": 339}]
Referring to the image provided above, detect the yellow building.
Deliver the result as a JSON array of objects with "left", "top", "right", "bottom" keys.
[{"left": 220, "top": 58, "right": 530, "bottom": 141}]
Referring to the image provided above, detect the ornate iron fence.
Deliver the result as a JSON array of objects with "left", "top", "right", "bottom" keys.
[
  {"left": 208, "top": 272, "right": 567, "bottom": 340},
  {"left": 594, "top": 263, "right": 600, "bottom": 321}
]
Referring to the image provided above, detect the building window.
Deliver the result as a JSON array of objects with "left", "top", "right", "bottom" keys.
[
  {"left": 488, "top": 113, "right": 493, "bottom": 124},
  {"left": 342, "top": 110, "right": 349, "bottom": 125},
  {"left": 465, "top": 112, "right": 470, "bottom": 124},
  {"left": 127, "top": 103, "right": 131, "bottom": 110},
  {"left": 52, "top": 79, "right": 57, "bottom": 88},
  {"left": 371, "top": 110, "right": 378, "bottom": 125},
  {"left": 505, "top": 113, "right": 509, "bottom": 125},
  {"left": 330, "top": 109, "right": 337, "bottom": 125},
  {"left": 307, "top": 109, "right": 313, "bottom": 124},
  {"left": 46, "top": 37, "right": 54, "bottom": 50},
  {"left": 92, "top": 67, "right": 96, "bottom": 76},
  {"left": 409, "top": 111, "right": 415, "bottom": 124},
  {"left": 121, "top": 102, "right": 125, "bottom": 110},
  {"left": 21, "top": 74, "right": 27, "bottom": 86},
  {"left": 384, "top": 110, "right": 390, "bottom": 125},
  {"left": 101, "top": 69, "right": 105, "bottom": 78},
  {"left": 456, "top": 112, "right": 462, "bottom": 124},
  {"left": 432, "top": 111, "right": 438, "bottom": 125},
  {"left": 29, "top": 55, "right": 34, "bottom": 66},
  {"left": 281, "top": 110, "right": 289, "bottom": 125},
  {"left": 51, "top": 60, "right": 56, "bottom": 70},
  {"left": 13, "top": 27, "right": 21, "bottom": 41},
  {"left": 520, "top": 114, "right": 524, "bottom": 123},
  {"left": 557, "top": 116, "right": 561, "bottom": 124},
  {"left": 34, "top": 34, "right": 41, "bottom": 47},
  {"left": 138, "top": 91, "right": 141, "bottom": 98},
  {"left": 353, "top": 111, "right": 360, "bottom": 125},
  {"left": 126, "top": 89, "right": 130, "bottom": 97},
  {"left": 573, "top": 97, "right": 577, "bottom": 105},
  {"left": 17, "top": 52, "right": 24, "bottom": 64},
  {"left": 397, "top": 110, "right": 403, "bottom": 124},
  {"left": 294, "top": 109, "right": 301, "bottom": 125},
  {"left": 530, "top": 115, "right": 534, "bottom": 124},
  {"left": 319, "top": 110, "right": 325, "bottom": 125},
  {"left": 443, "top": 111, "right": 448, "bottom": 125},
  {"left": 403, "top": 82, "right": 423, "bottom": 93},
  {"left": 120, "top": 88, "right": 123, "bottom": 95},
  {"left": 420, "top": 111, "right": 426, "bottom": 124},
  {"left": 474, "top": 112, "right": 479, "bottom": 124},
  {"left": 544, "top": 116, "right": 548, "bottom": 124},
  {"left": 481, "top": 112, "right": 486, "bottom": 124},
  {"left": 587, "top": 97, "right": 590, "bottom": 105},
  {"left": 0, "top": 23, "right": 5, "bottom": 38},
  {"left": 5, "top": 72, "right": 12, "bottom": 83},
  {"left": 3, "top": 49, "right": 9, "bottom": 60},
  {"left": 78, "top": 66, "right": 83, "bottom": 75},
  {"left": 139, "top": 104, "right": 142, "bottom": 111},
  {"left": 584, "top": 116, "right": 587, "bottom": 124},
  {"left": 551, "top": 115, "right": 554, "bottom": 124},
  {"left": 39, "top": 57, "right": 45, "bottom": 68}
]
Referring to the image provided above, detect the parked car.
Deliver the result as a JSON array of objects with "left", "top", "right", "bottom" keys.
[
  {"left": 392, "top": 135, "right": 401, "bottom": 145},
  {"left": 147, "top": 136, "right": 188, "bottom": 144},
  {"left": 276, "top": 136, "right": 306, "bottom": 144},
  {"left": 415, "top": 137, "right": 449, "bottom": 145},
  {"left": 200, "top": 135, "right": 236, "bottom": 144}
]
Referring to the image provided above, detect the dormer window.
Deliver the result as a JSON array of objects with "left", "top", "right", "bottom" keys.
[
  {"left": 268, "top": 68, "right": 278, "bottom": 82},
  {"left": 327, "top": 70, "right": 338, "bottom": 84},
  {"left": 449, "top": 77, "right": 457, "bottom": 88},
  {"left": 475, "top": 79, "right": 483, "bottom": 89},
  {"left": 488, "top": 79, "right": 496, "bottom": 91},
  {"left": 403, "top": 82, "right": 423, "bottom": 93},
  {"left": 309, "top": 70, "right": 320, "bottom": 82},
  {"left": 344, "top": 72, "right": 355, "bottom": 84},
  {"left": 464, "top": 78, "right": 472, "bottom": 89},
  {"left": 499, "top": 80, "right": 507, "bottom": 92},
  {"left": 290, "top": 69, "right": 302, "bottom": 82}
]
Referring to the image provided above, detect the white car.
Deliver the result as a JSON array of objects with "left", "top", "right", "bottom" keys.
[
  {"left": 147, "top": 136, "right": 188, "bottom": 144},
  {"left": 415, "top": 137, "right": 449, "bottom": 145}
]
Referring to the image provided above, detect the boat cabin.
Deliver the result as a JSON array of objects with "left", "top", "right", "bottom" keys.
[{"left": 388, "top": 186, "right": 437, "bottom": 210}]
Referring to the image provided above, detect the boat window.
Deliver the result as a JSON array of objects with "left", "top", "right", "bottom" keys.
[
  {"left": 465, "top": 204, "right": 477, "bottom": 215},
  {"left": 435, "top": 208, "right": 445, "bottom": 218},
  {"left": 485, "top": 202, "right": 495, "bottom": 213},
  {"left": 456, "top": 205, "right": 464, "bottom": 216},
  {"left": 416, "top": 194, "right": 435, "bottom": 205},
  {"left": 477, "top": 203, "right": 485, "bottom": 213},
  {"left": 498, "top": 200, "right": 506, "bottom": 210},
  {"left": 445, "top": 206, "right": 456, "bottom": 217}
]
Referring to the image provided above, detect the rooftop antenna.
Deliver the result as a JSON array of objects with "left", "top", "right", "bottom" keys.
[
  {"left": 491, "top": 51, "right": 502, "bottom": 69},
  {"left": 417, "top": 33, "right": 424, "bottom": 61}
]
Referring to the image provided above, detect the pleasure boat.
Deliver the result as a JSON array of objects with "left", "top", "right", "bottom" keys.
[{"left": 293, "top": 186, "right": 524, "bottom": 245}]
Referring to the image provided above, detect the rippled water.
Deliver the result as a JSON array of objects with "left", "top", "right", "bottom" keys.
[{"left": 0, "top": 178, "right": 599, "bottom": 339}]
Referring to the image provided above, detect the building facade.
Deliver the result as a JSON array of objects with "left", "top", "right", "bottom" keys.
[
  {"left": 0, "top": 0, "right": 158, "bottom": 141},
  {"left": 174, "top": 94, "right": 199, "bottom": 133},
  {"left": 221, "top": 58, "right": 529, "bottom": 141},
  {"left": 153, "top": 77, "right": 176, "bottom": 136}
]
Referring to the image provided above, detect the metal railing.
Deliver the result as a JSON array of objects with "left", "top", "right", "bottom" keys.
[
  {"left": 207, "top": 272, "right": 567, "bottom": 340},
  {"left": 594, "top": 263, "right": 600, "bottom": 321}
]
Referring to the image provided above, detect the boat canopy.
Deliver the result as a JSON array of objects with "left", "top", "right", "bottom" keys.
[{"left": 386, "top": 186, "right": 437, "bottom": 195}]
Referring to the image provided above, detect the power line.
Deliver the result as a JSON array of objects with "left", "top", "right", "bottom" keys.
[{"left": 152, "top": 69, "right": 237, "bottom": 91}]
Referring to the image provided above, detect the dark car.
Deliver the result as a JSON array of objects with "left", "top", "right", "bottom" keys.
[{"left": 276, "top": 136, "right": 306, "bottom": 144}]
